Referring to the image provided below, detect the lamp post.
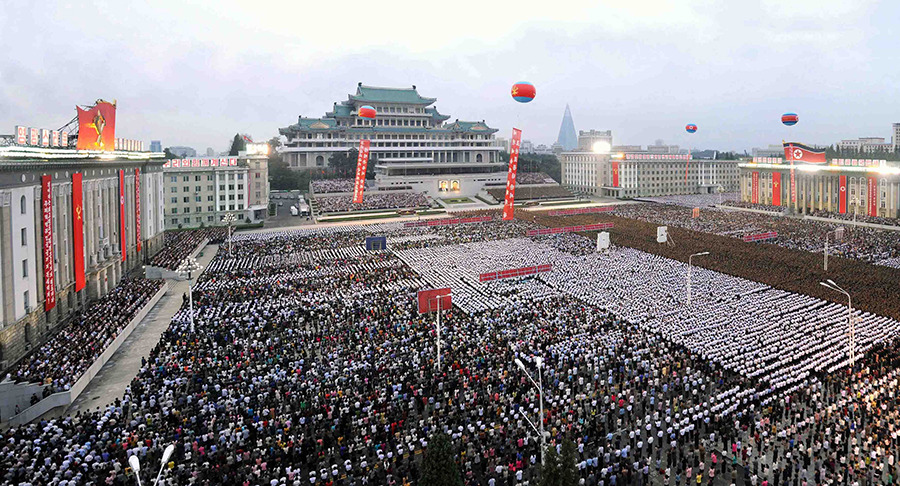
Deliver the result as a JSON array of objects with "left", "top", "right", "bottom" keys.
[
  {"left": 820, "top": 279, "right": 854, "bottom": 368},
  {"left": 128, "top": 444, "right": 175, "bottom": 486},
  {"left": 177, "top": 257, "right": 203, "bottom": 333},
  {"left": 514, "top": 356, "right": 546, "bottom": 465},
  {"left": 223, "top": 213, "right": 237, "bottom": 258},
  {"left": 823, "top": 228, "right": 842, "bottom": 272},
  {"left": 687, "top": 252, "right": 709, "bottom": 306}
]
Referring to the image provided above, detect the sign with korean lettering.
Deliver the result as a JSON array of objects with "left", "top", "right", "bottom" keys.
[
  {"left": 119, "top": 170, "right": 126, "bottom": 262},
  {"left": 41, "top": 175, "right": 56, "bottom": 311},
  {"left": 352, "top": 140, "right": 371, "bottom": 204},
  {"left": 135, "top": 168, "right": 142, "bottom": 252},
  {"left": 502, "top": 128, "right": 522, "bottom": 221}
]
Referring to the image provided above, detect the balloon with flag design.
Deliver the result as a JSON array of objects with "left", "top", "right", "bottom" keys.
[
  {"left": 782, "top": 113, "right": 798, "bottom": 126},
  {"left": 685, "top": 124, "right": 698, "bottom": 133},
  {"left": 358, "top": 105, "right": 376, "bottom": 119},
  {"left": 511, "top": 82, "right": 535, "bottom": 103}
]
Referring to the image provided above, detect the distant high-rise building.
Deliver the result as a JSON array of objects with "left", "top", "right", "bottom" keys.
[
  {"left": 521, "top": 140, "right": 535, "bottom": 154},
  {"left": 169, "top": 146, "right": 197, "bottom": 158},
  {"left": 556, "top": 104, "right": 577, "bottom": 151},
  {"left": 894, "top": 123, "right": 900, "bottom": 152},
  {"left": 577, "top": 130, "right": 613, "bottom": 152},
  {"left": 150, "top": 140, "right": 162, "bottom": 152},
  {"left": 206, "top": 147, "right": 215, "bottom": 157}
]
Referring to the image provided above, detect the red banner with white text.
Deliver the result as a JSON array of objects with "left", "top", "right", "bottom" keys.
[
  {"left": 790, "top": 168, "right": 796, "bottom": 204},
  {"left": 41, "top": 176, "right": 56, "bottom": 311},
  {"left": 72, "top": 173, "right": 86, "bottom": 292},
  {"left": 612, "top": 161, "right": 620, "bottom": 187},
  {"left": 772, "top": 172, "right": 782, "bottom": 206},
  {"left": 502, "top": 128, "right": 522, "bottom": 221},
  {"left": 352, "top": 140, "right": 370, "bottom": 204},
  {"left": 868, "top": 177, "right": 878, "bottom": 217},
  {"left": 135, "top": 168, "right": 142, "bottom": 253},
  {"left": 751, "top": 171, "right": 759, "bottom": 204},
  {"left": 119, "top": 170, "right": 126, "bottom": 261},
  {"left": 839, "top": 175, "right": 847, "bottom": 214}
]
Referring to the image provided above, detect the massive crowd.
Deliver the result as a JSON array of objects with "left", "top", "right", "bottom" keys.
[
  {"left": 311, "top": 179, "right": 358, "bottom": 194},
  {"left": 487, "top": 186, "right": 574, "bottom": 202},
  {"left": 149, "top": 228, "right": 228, "bottom": 270},
  {"left": 4, "top": 215, "right": 900, "bottom": 486},
  {"left": 314, "top": 192, "right": 429, "bottom": 214},
  {"left": 5, "top": 278, "right": 166, "bottom": 391},
  {"left": 636, "top": 194, "right": 739, "bottom": 208},
  {"left": 514, "top": 172, "right": 557, "bottom": 185}
]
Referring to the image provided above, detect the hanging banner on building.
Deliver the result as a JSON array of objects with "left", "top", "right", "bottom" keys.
[
  {"left": 751, "top": 171, "right": 759, "bottom": 204},
  {"left": 783, "top": 142, "right": 826, "bottom": 164},
  {"left": 41, "top": 175, "right": 56, "bottom": 311},
  {"left": 76, "top": 100, "right": 117, "bottom": 151},
  {"left": 72, "top": 173, "right": 86, "bottom": 292},
  {"left": 502, "top": 128, "right": 523, "bottom": 221},
  {"left": 790, "top": 168, "right": 796, "bottom": 204},
  {"left": 352, "top": 139, "right": 371, "bottom": 203},
  {"left": 868, "top": 177, "right": 878, "bottom": 217},
  {"left": 135, "top": 168, "right": 142, "bottom": 253},
  {"left": 119, "top": 169, "right": 126, "bottom": 261},
  {"left": 772, "top": 172, "right": 782, "bottom": 206},
  {"left": 611, "top": 161, "right": 620, "bottom": 187},
  {"left": 839, "top": 175, "right": 847, "bottom": 214}
]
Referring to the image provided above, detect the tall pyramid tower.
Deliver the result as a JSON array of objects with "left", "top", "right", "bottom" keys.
[{"left": 557, "top": 104, "right": 577, "bottom": 151}]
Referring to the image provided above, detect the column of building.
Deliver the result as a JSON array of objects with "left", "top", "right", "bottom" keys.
[{"left": 0, "top": 191, "right": 13, "bottom": 329}]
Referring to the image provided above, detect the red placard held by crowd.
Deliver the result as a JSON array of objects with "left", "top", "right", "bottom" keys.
[{"left": 417, "top": 288, "right": 451, "bottom": 314}]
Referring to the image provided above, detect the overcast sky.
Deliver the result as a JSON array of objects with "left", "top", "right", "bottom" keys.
[{"left": 1, "top": 0, "right": 897, "bottom": 152}]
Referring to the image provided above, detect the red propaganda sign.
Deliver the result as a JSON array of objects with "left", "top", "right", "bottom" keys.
[
  {"left": 547, "top": 206, "right": 614, "bottom": 216},
  {"left": 352, "top": 140, "right": 371, "bottom": 204},
  {"left": 404, "top": 216, "right": 491, "bottom": 228},
  {"left": 790, "top": 168, "right": 796, "bottom": 204},
  {"left": 502, "top": 128, "right": 523, "bottom": 221},
  {"left": 229, "top": 158, "right": 237, "bottom": 166},
  {"left": 692, "top": 207, "right": 700, "bottom": 218},
  {"left": 868, "top": 177, "right": 878, "bottom": 217},
  {"left": 417, "top": 288, "right": 451, "bottom": 314},
  {"left": 119, "top": 170, "right": 126, "bottom": 262},
  {"left": 611, "top": 161, "right": 620, "bottom": 187},
  {"left": 16, "top": 126, "right": 27, "bottom": 145},
  {"left": 76, "top": 101, "right": 117, "bottom": 151},
  {"left": 41, "top": 175, "right": 56, "bottom": 311},
  {"left": 479, "top": 264, "right": 552, "bottom": 282},
  {"left": 838, "top": 175, "right": 847, "bottom": 214},
  {"left": 751, "top": 171, "right": 759, "bottom": 204},
  {"left": 30, "top": 127, "right": 39, "bottom": 146},
  {"left": 742, "top": 231, "right": 778, "bottom": 243},
  {"left": 135, "top": 168, "right": 142, "bottom": 253},
  {"left": 772, "top": 172, "right": 782, "bottom": 206},
  {"left": 526, "top": 222, "right": 613, "bottom": 236},
  {"left": 72, "top": 173, "right": 86, "bottom": 292}
]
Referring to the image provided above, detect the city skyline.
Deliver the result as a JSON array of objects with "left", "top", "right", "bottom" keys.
[{"left": 1, "top": 0, "right": 898, "bottom": 152}]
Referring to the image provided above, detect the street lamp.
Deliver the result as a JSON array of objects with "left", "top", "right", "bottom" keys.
[
  {"left": 223, "top": 213, "right": 237, "bottom": 258},
  {"left": 687, "top": 252, "right": 710, "bottom": 306},
  {"left": 128, "top": 444, "right": 175, "bottom": 486},
  {"left": 177, "top": 257, "right": 203, "bottom": 333},
  {"left": 823, "top": 228, "right": 843, "bottom": 272},
  {"left": 820, "top": 280, "right": 854, "bottom": 368},
  {"left": 514, "top": 356, "right": 546, "bottom": 465}
]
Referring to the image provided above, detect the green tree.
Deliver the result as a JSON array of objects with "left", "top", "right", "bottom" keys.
[
  {"left": 328, "top": 149, "right": 359, "bottom": 178},
  {"left": 163, "top": 148, "right": 180, "bottom": 159},
  {"left": 420, "top": 433, "right": 463, "bottom": 486},
  {"left": 558, "top": 439, "right": 579, "bottom": 486},
  {"left": 228, "top": 133, "right": 246, "bottom": 156},
  {"left": 540, "top": 445, "right": 561, "bottom": 486}
]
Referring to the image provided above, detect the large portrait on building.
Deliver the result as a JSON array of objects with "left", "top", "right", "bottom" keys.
[
  {"left": 439, "top": 180, "right": 449, "bottom": 192},
  {"left": 451, "top": 180, "right": 460, "bottom": 191}
]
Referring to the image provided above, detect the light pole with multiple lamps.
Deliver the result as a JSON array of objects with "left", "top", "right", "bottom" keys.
[
  {"left": 176, "top": 257, "right": 203, "bottom": 333},
  {"left": 823, "top": 228, "right": 844, "bottom": 272},
  {"left": 223, "top": 212, "right": 237, "bottom": 258},
  {"left": 820, "top": 279, "right": 855, "bottom": 368},
  {"left": 514, "top": 356, "right": 546, "bottom": 465},
  {"left": 128, "top": 443, "right": 175, "bottom": 486},
  {"left": 687, "top": 252, "right": 710, "bottom": 306}
]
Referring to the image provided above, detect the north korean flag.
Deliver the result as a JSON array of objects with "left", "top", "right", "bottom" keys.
[{"left": 783, "top": 142, "right": 826, "bottom": 164}]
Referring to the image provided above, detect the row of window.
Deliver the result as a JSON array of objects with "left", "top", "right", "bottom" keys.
[
  {"left": 169, "top": 174, "right": 243, "bottom": 183},
  {"left": 169, "top": 213, "right": 242, "bottom": 225},
  {"left": 170, "top": 184, "right": 243, "bottom": 193}
]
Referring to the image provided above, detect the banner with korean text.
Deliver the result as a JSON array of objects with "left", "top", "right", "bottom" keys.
[
  {"left": 41, "top": 175, "right": 56, "bottom": 311},
  {"left": 838, "top": 175, "right": 847, "bottom": 214},
  {"left": 135, "top": 168, "right": 142, "bottom": 252},
  {"left": 868, "top": 177, "right": 878, "bottom": 217},
  {"left": 352, "top": 140, "right": 370, "bottom": 204},
  {"left": 72, "top": 173, "right": 86, "bottom": 292},
  {"left": 612, "top": 161, "right": 620, "bottom": 187},
  {"left": 751, "top": 171, "right": 759, "bottom": 204},
  {"left": 502, "top": 128, "right": 522, "bottom": 221},
  {"left": 771, "top": 172, "right": 782, "bottom": 206},
  {"left": 119, "top": 170, "right": 126, "bottom": 261},
  {"left": 790, "top": 168, "right": 796, "bottom": 204}
]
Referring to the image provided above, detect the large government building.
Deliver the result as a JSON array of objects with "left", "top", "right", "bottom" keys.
[
  {"left": 278, "top": 84, "right": 506, "bottom": 196},
  {"left": 0, "top": 144, "right": 166, "bottom": 366},
  {"left": 739, "top": 151, "right": 900, "bottom": 217},
  {"left": 560, "top": 150, "right": 740, "bottom": 197}
]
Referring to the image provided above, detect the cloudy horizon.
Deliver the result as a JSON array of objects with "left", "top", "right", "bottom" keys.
[{"left": 1, "top": 0, "right": 897, "bottom": 153}]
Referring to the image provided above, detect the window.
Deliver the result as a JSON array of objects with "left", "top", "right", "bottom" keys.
[
  {"left": 184, "top": 207, "right": 190, "bottom": 213},
  {"left": 207, "top": 216, "right": 214, "bottom": 222},
  {"left": 171, "top": 176, "right": 178, "bottom": 183},
  {"left": 195, "top": 217, "right": 202, "bottom": 223},
  {"left": 195, "top": 175, "right": 201, "bottom": 181},
  {"left": 207, "top": 195, "right": 214, "bottom": 201},
  {"left": 183, "top": 197, "right": 189, "bottom": 203},
  {"left": 171, "top": 218, "right": 178, "bottom": 224},
  {"left": 195, "top": 186, "right": 201, "bottom": 192},
  {"left": 219, "top": 185, "right": 225, "bottom": 191},
  {"left": 237, "top": 174, "right": 243, "bottom": 180},
  {"left": 207, "top": 185, "right": 213, "bottom": 191},
  {"left": 207, "top": 175, "right": 213, "bottom": 181},
  {"left": 171, "top": 197, "right": 177, "bottom": 203},
  {"left": 228, "top": 195, "right": 235, "bottom": 200},
  {"left": 238, "top": 194, "right": 244, "bottom": 200},
  {"left": 237, "top": 184, "right": 243, "bottom": 190},
  {"left": 183, "top": 217, "right": 190, "bottom": 223},
  {"left": 219, "top": 195, "right": 225, "bottom": 201},
  {"left": 256, "top": 182, "right": 261, "bottom": 189},
  {"left": 255, "top": 173, "right": 260, "bottom": 179},
  {"left": 22, "top": 259, "right": 28, "bottom": 277},
  {"left": 21, "top": 228, "right": 27, "bottom": 246},
  {"left": 183, "top": 186, "right": 190, "bottom": 192},
  {"left": 195, "top": 196, "right": 201, "bottom": 202},
  {"left": 229, "top": 204, "right": 235, "bottom": 210},
  {"left": 24, "top": 291, "right": 29, "bottom": 310},
  {"left": 238, "top": 204, "right": 244, "bottom": 210},
  {"left": 171, "top": 187, "right": 177, "bottom": 193},
  {"left": 207, "top": 205, "right": 214, "bottom": 211},
  {"left": 171, "top": 208, "right": 178, "bottom": 214},
  {"left": 228, "top": 184, "right": 235, "bottom": 190}
]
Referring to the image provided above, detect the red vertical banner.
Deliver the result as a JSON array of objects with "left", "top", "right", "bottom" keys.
[
  {"left": 135, "top": 168, "right": 142, "bottom": 253},
  {"left": 502, "top": 128, "right": 522, "bottom": 221},
  {"left": 72, "top": 173, "right": 86, "bottom": 292},
  {"left": 838, "top": 175, "right": 847, "bottom": 214},
  {"left": 611, "top": 161, "right": 620, "bottom": 187},
  {"left": 772, "top": 172, "right": 782, "bottom": 206},
  {"left": 41, "top": 175, "right": 56, "bottom": 311},
  {"left": 868, "top": 177, "right": 878, "bottom": 217},
  {"left": 119, "top": 169, "right": 126, "bottom": 261},
  {"left": 790, "top": 168, "right": 796, "bottom": 204},
  {"left": 352, "top": 140, "right": 370, "bottom": 204},
  {"left": 751, "top": 171, "right": 759, "bottom": 204}
]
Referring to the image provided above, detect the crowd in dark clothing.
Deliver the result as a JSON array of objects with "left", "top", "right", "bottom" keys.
[{"left": 149, "top": 228, "right": 229, "bottom": 270}]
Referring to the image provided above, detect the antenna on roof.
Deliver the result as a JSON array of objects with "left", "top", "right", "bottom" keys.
[
  {"left": 412, "top": 85, "right": 416, "bottom": 90},
  {"left": 358, "top": 82, "right": 363, "bottom": 87}
]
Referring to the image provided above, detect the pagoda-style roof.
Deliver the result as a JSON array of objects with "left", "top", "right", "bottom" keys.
[
  {"left": 447, "top": 120, "right": 499, "bottom": 134},
  {"left": 348, "top": 84, "right": 436, "bottom": 105},
  {"left": 426, "top": 107, "right": 451, "bottom": 122},
  {"left": 325, "top": 103, "right": 352, "bottom": 118},
  {"left": 279, "top": 117, "right": 338, "bottom": 135}
]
